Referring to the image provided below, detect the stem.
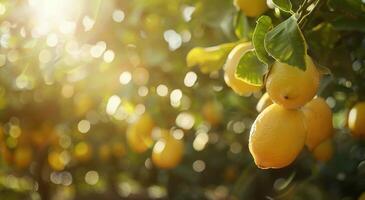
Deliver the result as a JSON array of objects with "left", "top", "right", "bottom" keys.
[
  {"left": 297, "top": 0, "right": 323, "bottom": 28},
  {"left": 300, "top": 0, "right": 325, "bottom": 29}
]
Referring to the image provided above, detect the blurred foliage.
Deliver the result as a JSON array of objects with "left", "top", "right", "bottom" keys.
[{"left": 0, "top": 0, "right": 363, "bottom": 200}]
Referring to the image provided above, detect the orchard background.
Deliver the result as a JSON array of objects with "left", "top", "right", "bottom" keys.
[{"left": 0, "top": 0, "right": 364, "bottom": 199}]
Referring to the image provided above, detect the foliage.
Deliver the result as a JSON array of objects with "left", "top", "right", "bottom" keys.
[{"left": 0, "top": 0, "right": 364, "bottom": 200}]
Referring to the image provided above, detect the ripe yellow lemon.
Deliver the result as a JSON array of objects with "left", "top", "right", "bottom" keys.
[
  {"left": 302, "top": 97, "right": 333, "bottom": 150},
  {"left": 224, "top": 43, "right": 262, "bottom": 96},
  {"left": 348, "top": 102, "right": 365, "bottom": 138},
  {"left": 266, "top": 56, "right": 320, "bottom": 109},
  {"left": 152, "top": 129, "right": 184, "bottom": 169},
  {"left": 234, "top": 0, "right": 268, "bottom": 17},
  {"left": 256, "top": 92, "right": 273, "bottom": 113},
  {"left": 127, "top": 114, "right": 155, "bottom": 153},
  {"left": 249, "top": 104, "right": 306, "bottom": 169},
  {"left": 312, "top": 138, "right": 334, "bottom": 162}
]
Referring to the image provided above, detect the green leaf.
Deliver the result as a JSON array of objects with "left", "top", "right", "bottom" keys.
[
  {"left": 234, "top": 11, "right": 250, "bottom": 40},
  {"left": 331, "top": 17, "right": 365, "bottom": 32},
  {"left": 265, "top": 15, "right": 307, "bottom": 70},
  {"left": 187, "top": 43, "right": 236, "bottom": 73},
  {"left": 252, "top": 16, "right": 274, "bottom": 65},
  {"left": 235, "top": 50, "right": 268, "bottom": 86},
  {"left": 272, "top": 0, "right": 292, "bottom": 12}
]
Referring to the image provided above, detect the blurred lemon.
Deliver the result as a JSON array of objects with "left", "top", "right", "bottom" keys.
[
  {"left": 74, "top": 142, "right": 92, "bottom": 162},
  {"left": 303, "top": 97, "right": 333, "bottom": 150},
  {"left": 266, "top": 56, "right": 320, "bottom": 109},
  {"left": 233, "top": 0, "right": 268, "bottom": 17},
  {"left": 31, "top": 124, "right": 59, "bottom": 150},
  {"left": 249, "top": 104, "right": 306, "bottom": 169},
  {"left": 312, "top": 138, "right": 334, "bottom": 162},
  {"left": 14, "top": 145, "right": 33, "bottom": 169},
  {"left": 152, "top": 129, "right": 184, "bottom": 169},
  {"left": 127, "top": 113, "right": 154, "bottom": 153},
  {"left": 48, "top": 151, "right": 65, "bottom": 171},
  {"left": 224, "top": 43, "right": 261, "bottom": 96},
  {"left": 348, "top": 102, "right": 365, "bottom": 138},
  {"left": 256, "top": 92, "right": 273, "bottom": 113}
]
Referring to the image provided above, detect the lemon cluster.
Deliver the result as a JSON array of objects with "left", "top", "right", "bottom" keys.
[
  {"left": 224, "top": 42, "right": 334, "bottom": 169},
  {"left": 127, "top": 114, "right": 184, "bottom": 169}
]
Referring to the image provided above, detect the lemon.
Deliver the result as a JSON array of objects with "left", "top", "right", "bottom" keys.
[
  {"left": 152, "top": 129, "right": 184, "bottom": 169},
  {"left": 234, "top": 0, "right": 268, "bottom": 17},
  {"left": 256, "top": 92, "right": 273, "bottom": 113},
  {"left": 312, "top": 138, "right": 333, "bottom": 162},
  {"left": 249, "top": 104, "right": 306, "bottom": 169},
  {"left": 14, "top": 146, "right": 33, "bottom": 169},
  {"left": 48, "top": 151, "right": 65, "bottom": 171},
  {"left": 348, "top": 102, "right": 365, "bottom": 138},
  {"left": 266, "top": 56, "right": 320, "bottom": 109},
  {"left": 74, "top": 142, "right": 92, "bottom": 162},
  {"left": 127, "top": 114, "right": 155, "bottom": 153},
  {"left": 302, "top": 97, "right": 333, "bottom": 150},
  {"left": 224, "top": 43, "right": 261, "bottom": 96}
]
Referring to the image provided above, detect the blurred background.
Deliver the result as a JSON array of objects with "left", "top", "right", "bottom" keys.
[{"left": 0, "top": 0, "right": 364, "bottom": 199}]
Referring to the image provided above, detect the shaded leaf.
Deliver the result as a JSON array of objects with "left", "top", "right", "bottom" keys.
[
  {"left": 187, "top": 43, "right": 236, "bottom": 73},
  {"left": 331, "top": 17, "right": 365, "bottom": 32},
  {"left": 252, "top": 15, "right": 274, "bottom": 64},
  {"left": 235, "top": 50, "right": 268, "bottom": 86},
  {"left": 265, "top": 15, "right": 307, "bottom": 70},
  {"left": 234, "top": 11, "right": 251, "bottom": 40}
]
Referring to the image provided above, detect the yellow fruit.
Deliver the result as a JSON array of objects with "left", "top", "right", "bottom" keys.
[
  {"left": 152, "top": 129, "right": 184, "bottom": 169},
  {"left": 14, "top": 146, "right": 33, "bottom": 169},
  {"left": 266, "top": 56, "right": 320, "bottom": 109},
  {"left": 48, "top": 151, "right": 65, "bottom": 171},
  {"left": 234, "top": 0, "right": 268, "bottom": 17},
  {"left": 224, "top": 43, "right": 262, "bottom": 96},
  {"left": 302, "top": 97, "right": 333, "bottom": 150},
  {"left": 74, "top": 142, "right": 92, "bottom": 162},
  {"left": 348, "top": 102, "right": 365, "bottom": 138},
  {"left": 127, "top": 114, "right": 155, "bottom": 153},
  {"left": 256, "top": 92, "right": 273, "bottom": 112},
  {"left": 202, "top": 101, "right": 223, "bottom": 126},
  {"left": 312, "top": 138, "right": 334, "bottom": 162},
  {"left": 249, "top": 104, "right": 306, "bottom": 169}
]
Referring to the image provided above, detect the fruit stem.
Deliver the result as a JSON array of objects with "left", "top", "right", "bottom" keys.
[{"left": 297, "top": 0, "right": 323, "bottom": 28}]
